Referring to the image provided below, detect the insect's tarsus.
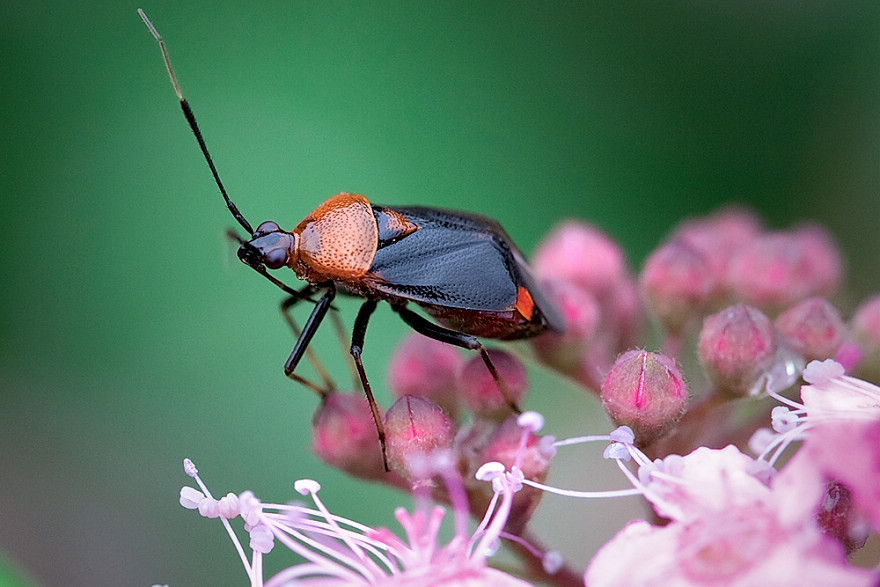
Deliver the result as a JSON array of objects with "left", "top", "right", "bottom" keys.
[{"left": 139, "top": 9, "right": 254, "bottom": 236}]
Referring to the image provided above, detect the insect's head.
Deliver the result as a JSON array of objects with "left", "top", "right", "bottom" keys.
[{"left": 237, "top": 221, "right": 298, "bottom": 271}]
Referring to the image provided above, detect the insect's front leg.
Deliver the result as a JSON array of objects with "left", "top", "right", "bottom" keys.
[
  {"left": 283, "top": 285, "right": 336, "bottom": 396},
  {"left": 279, "top": 283, "right": 336, "bottom": 394},
  {"left": 391, "top": 304, "right": 522, "bottom": 415}
]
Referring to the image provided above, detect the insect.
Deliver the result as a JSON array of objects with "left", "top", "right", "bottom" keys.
[{"left": 140, "top": 11, "right": 565, "bottom": 470}]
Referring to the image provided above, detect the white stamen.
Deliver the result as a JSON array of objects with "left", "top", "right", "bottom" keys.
[
  {"left": 179, "top": 486, "right": 205, "bottom": 510},
  {"left": 475, "top": 461, "right": 506, "bottom": 481},
  {"left": 517, "top": 411, "right": 544, "bottom": 432},
  {"left": 218, "top": 493, "right": 241, "bottom": 519},
  {"left": 748, "top": 427, "right": 777, "bottom": 455},
  {"left": 604, "top": 442, "right": 631, "bottom": 461},
  {"left": 771, "top": 406, "right": 800, "bottom": 433},
  {"left": 609, "top": 426, "right": 635, "bottom": 444},
  {"left": 294, "top": 479, "right": 321, "bottom": 495},
  {"left": 803, "top": 359, "right": 845, "bottom": 385},
  {"left": 543, "top": 550, "right": 563, "bottom": 574},
  {"left": 249, "top": 524, "right": 274, "bottom": 554},
  {"left": 198, "top": 497, "right": 220, "bottom": 519}
]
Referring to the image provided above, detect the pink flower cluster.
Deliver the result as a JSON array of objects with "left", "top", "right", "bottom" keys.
[
  {"left": 587, "top": 360, "right": 880, "bottom": 586},
  {"left": 177, "top": 415, "right": 553, "bottom": 586},
  {"left": 177, "top": 208, "right": 880, "bottom": 586}
]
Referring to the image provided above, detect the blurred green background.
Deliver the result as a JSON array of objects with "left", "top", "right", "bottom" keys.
[{"left": 2, "top": 2, "right": 878, "bottom": 585}]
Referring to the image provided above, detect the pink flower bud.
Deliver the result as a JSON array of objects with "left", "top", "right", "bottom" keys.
[
  {"left": 640, "top": 240, "right": 719, "bottom": 335},
  {"left": 850, "top": 294, "right": 880, "bottom": 381},
  {"left": 775, "top": 297, "right": 847, "bottom": 362},
  {"left": 672, "top": 207, "right": 763, "bottom": 278},
  {"left": 791, "top": 224, "right": 844, "bottom": 299},
  {"left": 697, "top": 305, "right": 777, "bottom": 396},
  {"left": 384, "top": 395, "right": 454, "bottom": 479},
  {"left": 531, "top": 276, "right": 640, "bottom": 393},
  {"left": 532, "top": 220, "right": 627, "bottom": 296},
  {"left": 601, "top": 350, "right": 688, "bottom": 445},
  {"left": 388, "top": 332, "right": 464, "bottom": 420},
  {"left": 530, "top": 278, "right": 601, "bottom": 373},
  {"left": 605, "top": 277, "right": 646, "bottom": 351},
  {"left": 312, "top": 393, "right": 386, "bottom": 480},
  {"left": 458, "top": 349, "right": 529, "bottom": 420},
  {"left": 726, "top": 227, "right": 843, "bottom": 312}
]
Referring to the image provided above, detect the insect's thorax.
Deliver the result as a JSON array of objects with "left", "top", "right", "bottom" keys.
[{"left": 293, "top": 193, "right": 379, "bottom": 282}]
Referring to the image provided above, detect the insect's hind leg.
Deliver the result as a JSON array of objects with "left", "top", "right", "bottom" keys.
[{"left": 391, "top": 304, "right": 522, "bottom": 415}]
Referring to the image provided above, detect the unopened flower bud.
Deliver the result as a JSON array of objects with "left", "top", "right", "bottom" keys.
[
  {"left": 532, "top": 220, "right": 627, "bottom": 296},
  {"left": 775, "top": 297, "right": 847, "bottom": 362},
  {"left": 384, "top": 395, "right": 454, "bottom": 480},
  {"left": 601, "top": 350, "right": 688, "bottom": 445},
  {"left": 852, "top": 294, "right": 880, "bottom": 382},
  {"left": 530, "top": 278, "right": 601, "bottom": 374},
  {"left": 640, "top": 240, "right": 719, "bottom": 335},
  {"left": 698, "top": 305, "right": 777, "bottom": 396},
  {"left": 388, "top": 332, "right": 464, "bottom": 420},
  {"left": 673, "top": 207, "right": 763, "bottom": 277},
  {"left": 791, "top": 223, "right": 844, "bottom": 299},
  {"left": 312, "top": 393, "right": 386, "bottom": 480},
  {"left": 458, "top": 349, "right": 528, "bottom": 420},
  {"left": 605, "top": 277, "right": 645, "bottom": 351},
  {"left": 727, "top": 227, "right": 843, "bottom": 312}
]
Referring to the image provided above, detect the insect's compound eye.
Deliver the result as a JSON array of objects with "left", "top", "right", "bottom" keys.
[
  {"left": 263, "top": 247, "right": 289, "bottom": 269},
  {"left": 254, "top": 221, "right": 281, "bottom": 237}
]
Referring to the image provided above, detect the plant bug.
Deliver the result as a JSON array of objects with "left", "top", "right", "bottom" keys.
[{"left": 140, "top": 10, "right": 565, "bottom": 470}]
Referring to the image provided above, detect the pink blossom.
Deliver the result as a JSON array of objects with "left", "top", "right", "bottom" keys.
[
  {"left": 586, "top": 444, "right": 874, "bottom": 586},
  {"left": 798, "top": 360, "right": 880, "bottom": 531},
  {"left": 586, "top": 513, "right": 871, "bottom": 587},
  {"left": 177, "top": 416, "right": 550, "bottom": 587},
  {"left": 852, "top": 294, "right": 880, "bottom": 381}
]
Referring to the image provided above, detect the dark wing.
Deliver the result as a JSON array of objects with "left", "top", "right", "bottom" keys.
[{"left": 365, "top": 206, "right": 521, "bottom": 311}]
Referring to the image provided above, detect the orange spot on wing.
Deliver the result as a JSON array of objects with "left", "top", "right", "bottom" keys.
[{"left": 515, "top": 286, "right": 535, "bottom": 321}]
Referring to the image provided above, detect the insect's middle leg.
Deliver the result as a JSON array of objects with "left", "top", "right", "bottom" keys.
[
  {"left": 349, "top": 299, "right": 389, "bottom": 471},
  {"left": 392, "top": 304, "right": 523, "bottom": 415}
]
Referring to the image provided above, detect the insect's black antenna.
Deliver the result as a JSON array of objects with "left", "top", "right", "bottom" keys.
[{"left": 139, "top": 9, "right": 255, "bottom": 236}]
